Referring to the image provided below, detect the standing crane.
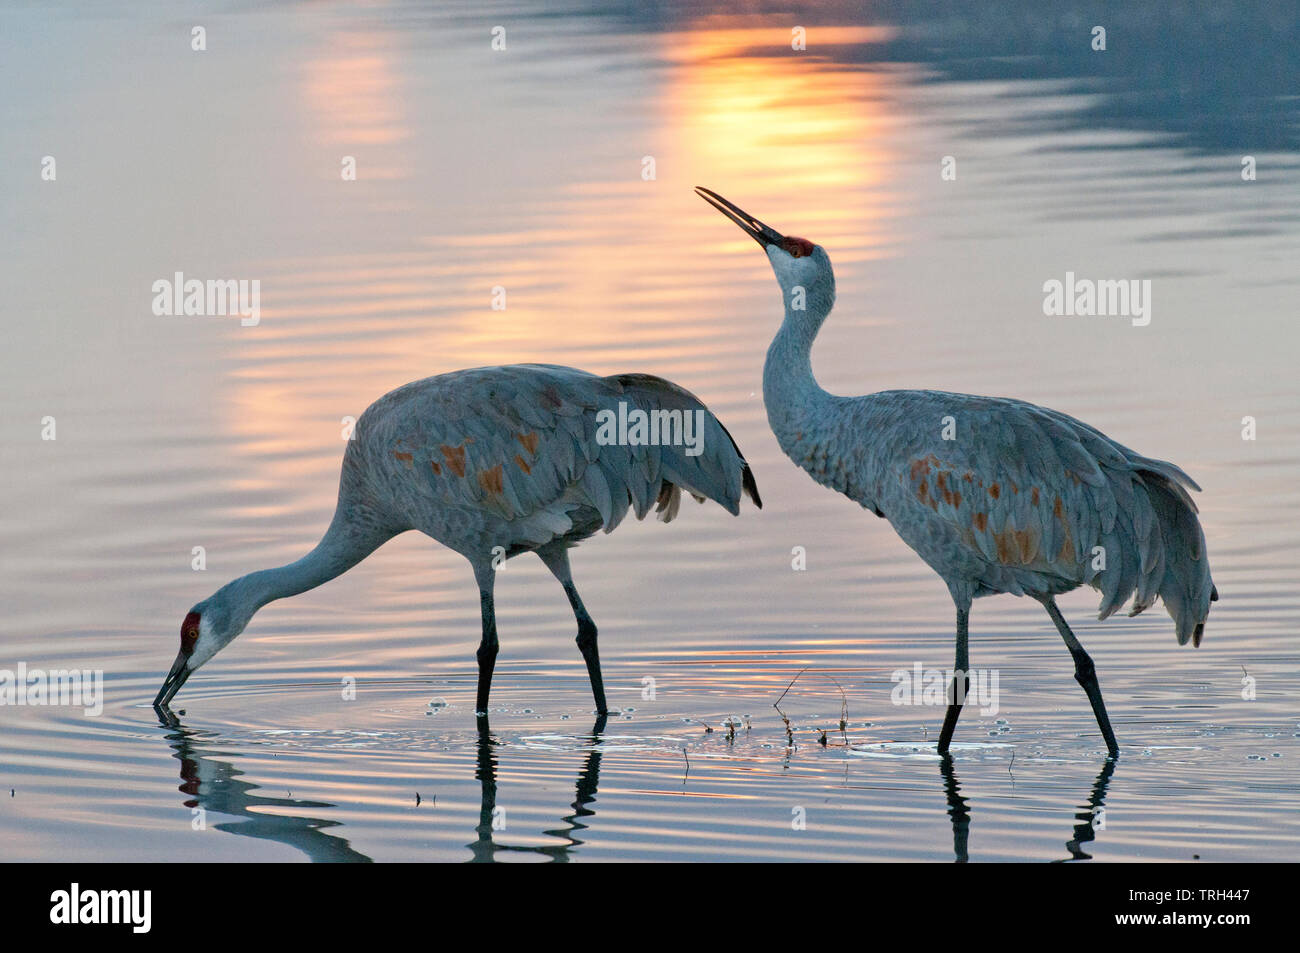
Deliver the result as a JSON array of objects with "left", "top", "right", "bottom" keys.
[
  {"left": 154, "top": 364, "right": 761, "bottom": 715},
  {"left": 697, "top": 186, "right": 1216, "bottom": 759}
]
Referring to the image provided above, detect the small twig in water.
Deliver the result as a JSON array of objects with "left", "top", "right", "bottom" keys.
[
  {"left": 773, "top": 667, "right": 810, "bottom": 748},
  {"left": 823, "top": 673, "right": 851, "bottom": 745},
  {"left": 774, "top": 667, "right": 810, "bottom": 708}
]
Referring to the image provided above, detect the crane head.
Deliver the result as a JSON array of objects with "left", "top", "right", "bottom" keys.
[
  {"left": 695, "top": 186, "right": 834, "bottom": 316},
  {"left": 154, "top": 612, "right": 199, "bottom": 708},
  {"left": 154, "top": 594, "right": 249, "bottom": 710}
]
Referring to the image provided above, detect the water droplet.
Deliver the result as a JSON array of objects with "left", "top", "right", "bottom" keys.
[{"left": 427, "top": 697, "right": 448, "bottom": 708}]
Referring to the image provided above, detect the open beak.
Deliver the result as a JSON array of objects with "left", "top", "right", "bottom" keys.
[
  {"left": 695, "top": 186, "right": 786, "bottom": 249},
  {"left": 154, "top": 652, "right": 192, "bottom": 708}
]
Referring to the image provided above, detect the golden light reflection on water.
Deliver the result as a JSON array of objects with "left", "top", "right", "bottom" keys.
[
  {"left": 665, "top": 23, "right": 897, "bottom": 211},
  {"left": 227, "top": 21, "right": 902, "bottom": 504},
  {"left": 301, "top": 31, "right": 408, "bottom": 152}
]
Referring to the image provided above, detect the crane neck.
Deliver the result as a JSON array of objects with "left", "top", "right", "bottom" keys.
[
  {"left": 763, "top": 303, "right": 834, "bottom": 444},
  {"left": 225, "top": 508, "right": 395, "bottom": 616}
]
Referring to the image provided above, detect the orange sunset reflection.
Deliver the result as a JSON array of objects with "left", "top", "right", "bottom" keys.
[{"left": 225, "top": 19, "right": 901, "bottom": 514}]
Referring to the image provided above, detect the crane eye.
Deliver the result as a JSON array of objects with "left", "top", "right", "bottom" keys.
[
  {"left": 180, "top": 611, "right": 202, "bottom": 655},
  {"left": 782, "top": 237, "right": 814, "bottom": 258}
]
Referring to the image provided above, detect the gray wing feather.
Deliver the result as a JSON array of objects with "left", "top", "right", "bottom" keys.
[
  {"left": 863, "top": 391, "right": 1213, "bottom": 641},
  {"left": 353, "top": 365, "right": 758, "bottom": 557},
  {"left": 602, "top": 373, "right": 761, "bottom": 520}
]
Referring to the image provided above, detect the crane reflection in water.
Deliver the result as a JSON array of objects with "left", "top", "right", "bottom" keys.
[
  {"left": 158, "top": 715, "right": 1115, "bottom": 863},
  {"left": 160, "top": 723, "right": 371, "bottom": 864}
]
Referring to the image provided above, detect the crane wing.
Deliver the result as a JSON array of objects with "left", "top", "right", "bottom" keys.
[
  {"left": 605, "top": 372, "right": 761, "bottom": 519},
  {"left": 873, "top": 391, "right": 1204, "bottom": 628},
  {"left": 356, "top": 364, "right": 757, "bottom": 548}
]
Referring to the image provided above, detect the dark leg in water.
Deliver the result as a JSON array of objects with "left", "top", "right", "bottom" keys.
[
  {"left": 937, "top": 605, "right": 970, "bottom": 755},
  {"left": 537, "top": 544, "right": 608, "bottom": 714},
  {"left": 473, "top": 563, "right": 499, "bottom": 715},
  {"left": 1041, "top": 596, "right": 1119, "bottom": 759}
]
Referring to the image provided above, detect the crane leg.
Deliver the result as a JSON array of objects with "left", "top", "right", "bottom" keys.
[
  {"left": 537, "top": 545, "right": 608, "bottom": 715},
  {"left": 472, "top": 563, "right": 499, "bottom": 715},
  {"left": 1041, "top": 597, "right": 1119, "bottom": 759},
  {"left": 937, "top": 605, "right": 970, "bottom": 755}
]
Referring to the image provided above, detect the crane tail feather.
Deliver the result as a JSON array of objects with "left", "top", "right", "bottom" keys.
[
  {"left": 742, "top": 462, "right": 763, "bottom": 509},
  {"left": 654, "top": 481, "right": 683, "bottom": 523},
  {"left": 1141, "top": 470, "right": 1215, "bottom": 646},
  {"left": 603, "top": 373, "right": 761, "bottom": 519}
]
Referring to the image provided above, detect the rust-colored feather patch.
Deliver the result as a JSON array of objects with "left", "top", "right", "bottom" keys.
[
  {"left": 478, "top": 464, "right": 504, "bottom": 496},
  {"left": 440, "top": 444, "right": 467, "bottom": 478}
]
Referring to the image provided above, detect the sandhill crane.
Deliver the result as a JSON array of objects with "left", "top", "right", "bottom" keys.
[
  {"left": 154, "top": 364, "right": 761, "bottom": 715},
  {"left": 697, "top": 186, "right": 1216, "bottom": 759}
]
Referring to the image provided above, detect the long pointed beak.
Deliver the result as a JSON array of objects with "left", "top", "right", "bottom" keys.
[
  {"left": 695, "top": 186, "right": 786, "bottom": 249},
  {"left": 154, "top": 652, "right": 192, "bottom": 708}
]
